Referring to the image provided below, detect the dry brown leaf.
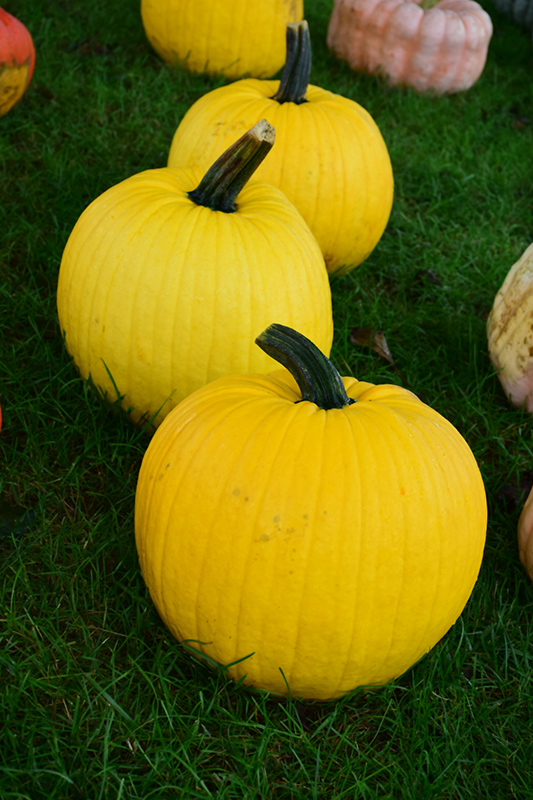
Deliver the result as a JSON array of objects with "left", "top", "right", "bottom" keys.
[{"left": 350, "top": 327, "right": 394, "bottom": 365}]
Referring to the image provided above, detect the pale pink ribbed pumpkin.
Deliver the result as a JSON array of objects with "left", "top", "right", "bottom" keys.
[{"left": 327, "top": 0, "right": 493, "bottom": 94}]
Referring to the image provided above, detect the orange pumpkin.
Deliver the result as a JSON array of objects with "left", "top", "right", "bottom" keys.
[
  {"left": 327, "top": 0, "right": 493, "bottom": 95},
  {"left": 0, "top": 7, "right": 35, "bottom": 117}
]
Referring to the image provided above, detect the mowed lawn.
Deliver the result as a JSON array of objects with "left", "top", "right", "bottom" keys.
[{"left": 1, "top": 0, "right": 533, "bottom": 797}]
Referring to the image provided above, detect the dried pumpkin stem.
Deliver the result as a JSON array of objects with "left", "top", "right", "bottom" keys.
[
  {"left": 271, "top": 21, "right": 310, "bottom": 105},
  {"left": 256, "top": 323, "right": 355, "bottom": 410},
  {"left": 188, "top": 119, "right": 275, "bottom": 213},
  {"left": 418, "top": 0, "right": 441, "bottom": 9}
]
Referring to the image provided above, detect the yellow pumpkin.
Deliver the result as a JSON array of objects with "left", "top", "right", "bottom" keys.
[
  {"left": 135, "top": 324, "right": 487, "bottom": 701},
  {"left": 57, "top": 122, "right": 333, "bottom": 428},
  {"left": 141, "top": 0, "right": 303, "bottom": 79},
  {"left": 168, "top": 22, "right": 394, "bottom": 276},
  {"left": 327, "top": 0, "right": 493, "bottom": 95}
]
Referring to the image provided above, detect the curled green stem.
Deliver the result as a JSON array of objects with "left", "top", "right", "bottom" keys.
[{"left": 255, "top": 323, "right": 355, "bottom": 410}]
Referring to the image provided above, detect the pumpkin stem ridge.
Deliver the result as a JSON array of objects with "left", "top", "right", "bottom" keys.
[
  {"left": 188, "top": 120, "right": 275, "bottom": 213},
  {"left": 256, "top": 323, "right": 355, "bottom": 410},
  {"left": 272, "top": 21, "right": 311, "bottom": 105}
]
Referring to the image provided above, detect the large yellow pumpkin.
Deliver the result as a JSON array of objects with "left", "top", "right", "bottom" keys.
[
  {"left": 141, "top": 0, "right": 303, "bottom": 79},
  {"left": 168, "top": 22, "right": 394, "bottom": 276},
  {"left": 135, "top": 324, "right": 487, "bottom": 701},
  {"left": 57, "top": 122, "right": 333, "bottom": 428}
]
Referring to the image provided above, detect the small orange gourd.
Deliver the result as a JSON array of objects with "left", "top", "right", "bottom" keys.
[
  {"left": 327, "top": 0, "right": 493, "bottom": 95},
  {"left": 0, "top": 7, "right": 35, "bottom": 117}
]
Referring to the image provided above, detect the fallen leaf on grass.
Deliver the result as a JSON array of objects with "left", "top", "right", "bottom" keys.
[{"left": 350, "top": 327, "right": 395, "bottom": 365}]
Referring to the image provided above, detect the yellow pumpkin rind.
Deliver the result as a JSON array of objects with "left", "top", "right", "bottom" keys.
[
  {"left": 0, "top": 62, "right": 31, "bottom": 117},
  {"left": 167, "top": 80, "right": 394, "bottom": 276},
  {"left": 141, "top": 0, "right": 304, "bottom": 79},
  {"left": 57, "top": 168, "right": 333, "bottom": 428},
  {"left": 135, "top": 370, "right": 487, "bottom": 701}
]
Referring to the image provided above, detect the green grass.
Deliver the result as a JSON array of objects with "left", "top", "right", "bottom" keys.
[{"left": 1, "top": 0, "right": 533, "bottom": 796}]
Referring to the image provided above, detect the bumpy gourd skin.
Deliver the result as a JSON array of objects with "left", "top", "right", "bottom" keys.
[
  {"left": 487, "top": 243, "right": 533, "bottom": 412},
  {"left": 135, "top": 370, "right": 487, "bottom": 701},
  {"left": 168, "top": 81, "right": 394, "bottom": 276},
  {"left": 327, "top": 0, "right": 493, "bottom": 95},
  {"left": 141, "top": 0, "right": 303, "bottom": 78},
  {"left": 56, "top": 168, "right": 333, "bottom": 428}
]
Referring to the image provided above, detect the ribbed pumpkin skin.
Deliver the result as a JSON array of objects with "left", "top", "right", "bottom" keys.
[
  {"left": 327, "top": 0, "right": 493, "bottom": 95},
  {"left": 135, "top": 371, "right": 487, "bottom": 701},
  {"left": 57, "top": 169, "right": 333, "bottom": 427},
  {"left": 141, "top": 0, "right": 303, "bottom": 79},
  {"left": 168, "top": 82, "right": 393, "bottom": 276},
  {"left": 0, "top": 7, "right": 35, "bottom": 117}
]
